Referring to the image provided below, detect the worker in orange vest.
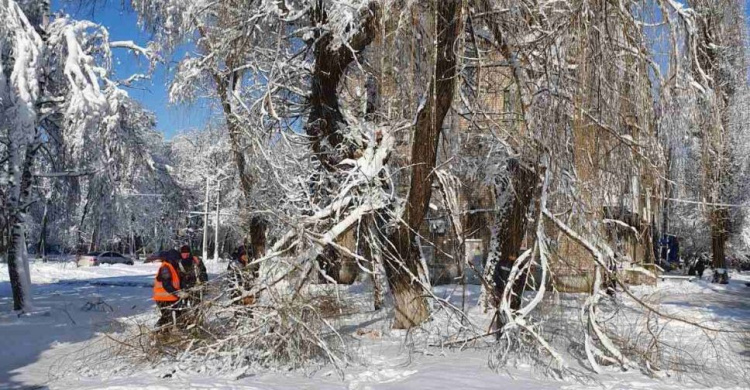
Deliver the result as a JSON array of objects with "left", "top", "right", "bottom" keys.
[{"left": 153, "top": 249, "right": 186, "bottom": 327}]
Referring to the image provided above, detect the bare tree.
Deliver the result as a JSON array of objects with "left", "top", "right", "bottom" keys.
[
  {"left": 687, "top": 0, "right": 747, "bottom": 272},
  {"left": 380, "top": 0, "right": 464, "bottom": 329},
  {"left": 1, "top": 0, "right": 159, "bottom": 310}
]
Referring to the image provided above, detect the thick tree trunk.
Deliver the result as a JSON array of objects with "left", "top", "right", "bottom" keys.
[
  {"left": 6, "top": 162, "right": 28, "bottom": 311},
  {"left": 4, "top": 2, "right": 47, "bottom": 310},
  {"left": 6, "top": 249, "right": 23, "bottom": 310},
  {"left": 249, "top": 215, "right": 266, "bottom": 259},
  {"left": 688, "top": 0, "right": 742, "bottom": 279},
  {"left": 7, "top": 222, "right": 30, "bottom": 311},
  {"left": 491, "top": 159, "right": 538, "bottom": 315},
  {"left": 382, "top": 0, "right": 463, "bottom": 329},
  {"left": 214, "top": 72, "right": 266, "bottom": 262},
  {"left": 710, "top": 208, "right": 728, "bottom": 269},
  {"left": 38, "top": 198, "right": 49, "bottom": 261},
  {"left": 305, "top": 1, "right": 379, "bottom": 169},
  {"left": 384, "top": 226, "right": 431, "bottom": 328},
  {"left": 300, "top": 2, "right": 380, "bottom": 283},
  {"left": 216, "top": 79, "right": 254, "bottom": 199},
  {"left": 89, "top": 220, "right": 99, "bottom": 253},
  {"left": 196, "top": 8, "right": 268, "bottom": 260},
  {"left": 7, "top": 140, "right": 39, "bottom": 311},
  {"left": 213, "top": 68, "right": 270, "bottom": 260},
  {"left": 661, "top": 147, "right": 672, "bottom": 239}
]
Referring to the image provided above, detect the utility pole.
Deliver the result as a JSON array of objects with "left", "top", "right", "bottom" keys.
[
  {"left": 214, "top": 180, "right": 222, "bottom": 262},
  {"left": 212, "top": 175, "right": 231, "bottom": 261},
  {"left": 129, "top": 213, "right": 135, "bottom": 257},
  {"left": 202, "top": 178, "right": 210, "bottom": 261}
]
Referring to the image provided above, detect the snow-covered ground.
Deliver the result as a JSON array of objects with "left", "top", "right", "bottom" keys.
[{"left": 1, "top": 261, "right": 748, "bottom": 389}]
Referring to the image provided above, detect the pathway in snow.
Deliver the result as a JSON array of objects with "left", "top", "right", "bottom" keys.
[
  {"left": 1, "top": 262, "right": 749, "bottom": 389},
  {"left": 666, "top": 276, "right": 750, "bottom": 330},
  {"left": 0, "top": 262, "right": 159, "bottom": 389}
]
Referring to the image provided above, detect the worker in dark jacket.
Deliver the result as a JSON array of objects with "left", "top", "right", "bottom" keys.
[
  {"left": 153, "top": 249, "right": 186, "bottom": 327},
  {"left": 177, "top": 245, "right": 208, "bottom": 308},
  {"left": 695, "top": 259, "right": 706, "bottom": 279},
  {"left": 178, "top": 245, "right": 208, "bottom": 289},
  {"left": 228, "top": 246, "right": 256, "bottom": 305}
]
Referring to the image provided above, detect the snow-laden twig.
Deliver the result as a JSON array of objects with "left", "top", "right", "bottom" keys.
[
  {"left": 110, "top": 40, "right": 160, "bottom": 62},
  {"left": 495, "top": 164, "right": 566, "bottom": 368},
  {"left": 544, "top": 209, "right": 633, "bottom": 371}
]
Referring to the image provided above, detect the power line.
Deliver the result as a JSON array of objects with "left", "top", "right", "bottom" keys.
[
  {"left": 179, "top": 210, "right": 236, "bottom": 217},
  {"left": 655, "top": 196, "right": 747, "bottom": 209}
]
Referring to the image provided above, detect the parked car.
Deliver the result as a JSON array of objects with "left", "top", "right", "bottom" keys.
[{"left": 77, "top": 251, "right": 134, "bottom": 266}]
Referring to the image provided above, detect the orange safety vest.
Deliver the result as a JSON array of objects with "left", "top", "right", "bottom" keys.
[{"left": 153, "top": 261, "right": 181, "bottom": 302}]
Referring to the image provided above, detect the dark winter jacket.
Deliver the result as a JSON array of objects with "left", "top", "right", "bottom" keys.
[
  {"left": 179, "top": 255, "right": 209, "bottom": 289},
  {"left": 695, "top": 261, "right": 706, "bottom": 279},
  {"left": 195, "top": 257, "right": 208, "bottom": 283}
]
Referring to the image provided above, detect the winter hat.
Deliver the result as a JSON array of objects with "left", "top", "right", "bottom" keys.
[{"left": 180, "top": 245, "right": 191, "bottom": 254}]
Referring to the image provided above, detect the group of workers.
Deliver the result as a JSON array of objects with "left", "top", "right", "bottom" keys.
[{"left": 152, "top": 244, "right": 256, "bottom": 328}]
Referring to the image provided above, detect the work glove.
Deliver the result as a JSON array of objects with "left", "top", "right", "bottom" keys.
[{"left": 176, "top": 290, "right": 189, "bottom": 299}]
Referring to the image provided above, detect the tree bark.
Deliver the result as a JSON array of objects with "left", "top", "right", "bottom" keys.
[
  {"left": 3, "top": 1, "right": 50, "bottom": 312},
  {"left": 194, "top": 14, "right": 267, "bottom": 259},
  {"left": 301, "top": 1, "right": 380, "bottom": 284},
  {"left": 7, "top": 222, "right": 29, "bottom": 311},
  {"left": 491, "top": 159, "right": 538, "bottom": 314},
  {"left": 710, "top": 208, "right": 728, "bottom": 269},
  {"left": 305, "top": 1, "right": 380, "bottom": 170},
  {"left": 7, "top": 144, "right": 28, "bottom": 311},
  {"left": 687, "top": 0, "right": 743, "bottom": 275},
  {"left": 213, "top": 72, "right": 271, "bottom": 258},
  {"left": 89, "top": 219, "right": 99, "bottom": 253},
  {"left": 38, "top": 196, "right": 49, "bottom": 261},
  {"left": 215, "top": 75, "right": 253, "bottom": 198},
  {"left": 249, "top": 215, "right": 266, "bottom": 259},
  {"left": 382, "top": 0, "right": 463, "bottom": 329},
  {"left": 7, "top": 138, "right": 40, "bottom": 311},
  {"left": 661, "top": 146, "right": 672, "bottom": 242}
]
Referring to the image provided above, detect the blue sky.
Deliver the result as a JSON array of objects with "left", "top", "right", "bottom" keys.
[
  {"left": 52, "top": 0, "right": 215, "bottom": 139},
  {"left": 51, "top": 1, "right": 750, "bottom": 139}
]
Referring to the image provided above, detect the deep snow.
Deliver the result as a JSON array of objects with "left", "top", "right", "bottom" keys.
[{"left": 1, "top": 261, "right": 749, "bottom": 389}]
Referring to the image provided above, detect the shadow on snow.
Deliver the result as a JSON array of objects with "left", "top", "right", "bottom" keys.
[{"left": 0, "top": 274, "right": 157, "bottom": 389}]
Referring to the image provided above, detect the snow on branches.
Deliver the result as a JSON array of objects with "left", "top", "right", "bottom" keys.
[
  {"left": 1, "top": 0, "right": 172, "bottom": 310},
  {"left": 0, "top": 0, "right": 45, "bottom": 312}
]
